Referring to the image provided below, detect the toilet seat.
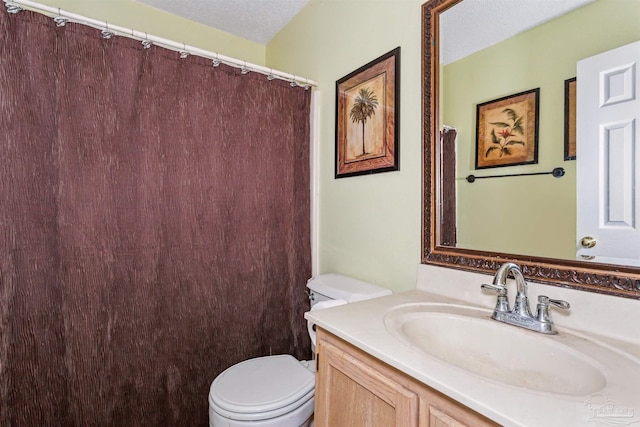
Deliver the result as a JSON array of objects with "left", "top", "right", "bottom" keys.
[{"left": 209, "top": 355, "right": 315, "bottom": 422}]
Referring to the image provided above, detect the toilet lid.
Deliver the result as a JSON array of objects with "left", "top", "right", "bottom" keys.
[{"left": 210, "top": 355, "right": 315, "bottom": 419}]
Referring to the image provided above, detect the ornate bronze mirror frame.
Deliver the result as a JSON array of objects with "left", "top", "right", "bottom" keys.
[{"left": 421, "top": 0, "right": 640, "bottom": 299}]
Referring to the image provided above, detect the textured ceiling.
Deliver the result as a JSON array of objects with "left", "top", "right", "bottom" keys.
[
  {"left": 134, "top": 0, "right": 594, "bottom": 57},
  {"left": 135, "top": 0, "right": 311, "bottom": 45},
  {"left": 440, "top": 0, "right": 595, "bottom": 64}
]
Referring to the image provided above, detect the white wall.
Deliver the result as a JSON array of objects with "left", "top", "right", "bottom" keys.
[{"left": 268, "top": 0, "right": 425, "bottom": 292}]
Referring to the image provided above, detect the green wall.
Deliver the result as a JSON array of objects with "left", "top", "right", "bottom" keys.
[
  {"left": 443, "top": 0, "right": 640, "bottom": 260},
  {"left": 267, "top": 0, "right": 425, "bottom": 292},
  {"left": 31, "top": 0, "right": 265, "bottom": 65}
]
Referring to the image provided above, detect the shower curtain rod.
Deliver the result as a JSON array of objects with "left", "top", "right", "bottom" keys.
[{"left": 3, "top": 0, "right": 318, "bottom": 89}]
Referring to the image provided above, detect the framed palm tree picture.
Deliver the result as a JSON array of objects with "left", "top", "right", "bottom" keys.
[
  {"left": 475, "top": 88, "right": 539, "bottom": 169},
  {"left": 335, "top": 47, "right": 400, "bottom": 178}
]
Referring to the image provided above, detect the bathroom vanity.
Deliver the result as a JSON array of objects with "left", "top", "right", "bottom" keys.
[
  {"left": 306, "top": 265, "right": 640, "bottom": 427},
  {"left": 315, "top": 328, "right": 497, "bottom": 426}
]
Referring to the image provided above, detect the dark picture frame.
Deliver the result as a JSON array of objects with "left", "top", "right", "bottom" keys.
[
  {"left": 475, "top": 88, "right": 540, "bottom": 169},
  {"left": 335, "top": 47, "right": 400, "bottom": 178},
  {"left": 564, "top": 77, "right": 577, "bottom": 160}
]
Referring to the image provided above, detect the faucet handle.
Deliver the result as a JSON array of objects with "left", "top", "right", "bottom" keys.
[
  {"left": 481, "top": 283, "right": 507, "bottom": 296},
  {"left": 482, "top": 283, "right": 509, "bottom": 314},
  {"left": 536, "top": 295, "right": 570, "bottom": 332},
  {"left": 537, "top": 295, "right": 570, "bottom": 310}
]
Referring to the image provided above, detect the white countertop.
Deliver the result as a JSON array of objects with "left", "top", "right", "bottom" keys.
[{"left": 305, "top": 265, "right": 640, "bottom": 427}]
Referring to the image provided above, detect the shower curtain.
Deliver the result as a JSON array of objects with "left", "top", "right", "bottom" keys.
[{"left": 0, "top": 9, "right": 311, "bottom": 426}]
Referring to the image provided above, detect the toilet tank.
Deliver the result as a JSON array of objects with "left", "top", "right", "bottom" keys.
[{"left": 306, "top": 273, "right": 392, "bottom": 306}]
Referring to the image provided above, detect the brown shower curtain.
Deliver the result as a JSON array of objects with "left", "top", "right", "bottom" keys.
[{"left": 0, "top": 9, "right": 311, "bottom": 426}]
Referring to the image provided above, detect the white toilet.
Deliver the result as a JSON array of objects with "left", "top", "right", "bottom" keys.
[{"left": 208, "top": 273, "right": 392, "bottom": 427}]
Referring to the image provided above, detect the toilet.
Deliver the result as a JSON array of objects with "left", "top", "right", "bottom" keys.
[{"left": 208, "top": 273, "right": 392, "bottom": 427}]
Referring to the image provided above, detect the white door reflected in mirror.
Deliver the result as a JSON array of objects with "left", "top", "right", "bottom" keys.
[{"left": 576, "top": 40, "right": 640, "bottom": 266}]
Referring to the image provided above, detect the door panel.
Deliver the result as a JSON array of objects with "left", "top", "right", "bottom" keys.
[{"left": 577, "top": 40, "right": 640, "bottom": 265}]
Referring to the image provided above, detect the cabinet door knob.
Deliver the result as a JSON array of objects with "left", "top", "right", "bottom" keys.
[{"left": 580, "top": 236, "right": 597, "bottom": 248}]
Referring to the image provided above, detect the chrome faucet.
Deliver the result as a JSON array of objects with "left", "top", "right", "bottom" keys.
[{"left": 481, "top": 263, "right": 570, "bottom": 334}]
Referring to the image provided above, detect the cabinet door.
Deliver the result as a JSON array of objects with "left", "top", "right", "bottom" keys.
[
  {"left": 315, "top": 330, "right": 419, "bottom": 427},
  {"left": 423, "top": 404, "right": 473, "bottom": 427},
  {"left": 418, "top": 384, "right": 499, "bottom": 427}
]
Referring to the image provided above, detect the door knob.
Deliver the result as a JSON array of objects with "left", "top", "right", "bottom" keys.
[{"left": 580, "top": 236, "right": 597, "bottom": 248}]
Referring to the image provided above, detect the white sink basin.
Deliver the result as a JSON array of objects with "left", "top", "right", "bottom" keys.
[{"left": 384, "top": 303, "right": 608, "bottom": 396}]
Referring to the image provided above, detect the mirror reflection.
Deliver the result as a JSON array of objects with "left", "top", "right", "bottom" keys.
[{"left": 438, "top": 0, "right": 640, "bottom": 266}]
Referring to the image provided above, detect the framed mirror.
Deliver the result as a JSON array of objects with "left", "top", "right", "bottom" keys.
[{"left": 422, "top": 0, "right": 640, "bottom": 298}]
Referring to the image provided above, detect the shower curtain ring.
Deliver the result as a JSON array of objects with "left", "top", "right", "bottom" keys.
[
  {"left": 4, "top": 3, "right": 24, "bottom": 14},
  {"left": 267, "top": 69, "right": 275, "bottom": 81},
  {"left": 179, "top": 43, "right": 189, "bottom": 59},
  {"left": 6, "top": 2, "right": 24, "bottom": 13},
  {"left": 53, "top": 8, "right": 68, "bottom": 26},
  {"left": 101, "top": 22, "right": 114, "bottom": 39},
  {"left": 141, "top": 33, "right": 152, "bottom": 49},
  {"left": 54, "top": 15, "right": 68, "bottom": 27}
]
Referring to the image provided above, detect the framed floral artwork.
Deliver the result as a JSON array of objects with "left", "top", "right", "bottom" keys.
[
  {"left": 475, "top": 88, "right": 539, "bottom": 169},
  {"left": 335, "top": 47, "right": 400, "bottom": 178}
]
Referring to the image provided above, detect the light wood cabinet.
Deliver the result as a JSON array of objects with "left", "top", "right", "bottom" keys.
[{"left": 314, "top": 328, "right": 499, "bottom": 427}]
